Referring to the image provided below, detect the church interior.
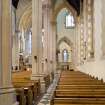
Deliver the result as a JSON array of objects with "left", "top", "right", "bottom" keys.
[{"left": 0, "top": 0, "right": 105, "bottom": 105}]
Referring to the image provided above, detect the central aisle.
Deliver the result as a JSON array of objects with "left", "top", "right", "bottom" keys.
[{"left": 38, "top": 71, "right": 61, "bottom": 105}]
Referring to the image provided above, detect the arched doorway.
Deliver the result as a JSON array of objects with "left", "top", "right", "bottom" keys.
[{"left": 63, "top": 49, "right": 69, "bottom": 62}]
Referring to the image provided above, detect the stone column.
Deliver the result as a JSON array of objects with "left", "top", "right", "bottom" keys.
[
  {"left": 43, "top": 1, "right": 54, "bottom": 74},
  {"left": 86, "top": 0, "right": 94, "bottom": 60},
  {"left": 12, "top": 35, "right": 19, "bottom": 71},
  {"left": 51, "top": 21, "right": 57, "bottom": 73},
  {"left": 31, "top": 0, "right": 40, "bottom": 79},
  {"left": 74, "top": 21, "right": 79, "bottom": 65},
  {"left": 0, "top": 0, "right": 2, "bottom": 87},
  {"left": 0, "top": 0, "right": 17, "bottom": 105},
  {"left": 49, "top": 20, "right": 53, "bottom": 73},
  {"left": 47, "top": 1, "right": 53, "bottom": 73},
  {"left": 80, "top": 16, "right": 85, "bottom": 64},
  {"left": 25, "top": 31, "right": 30, "bottom": 56},
  {"left": 47, "top": 5, "right": 51, "bottom": 73},
  {"left": 31, "top": 0, "right": 43, "bottom": 79},
  {"left": 12, "top": 6, "right": 19, "bottom": 71},
  {"left": 12, "top": 35, "right": 16, "bottom": 70},
  {"left": 32, "top": 0, "right": 47, "bottom": 94},
  {"left": 38, "top": 0, "right": 43, "bottom": 75},
  {"left": 81, "top": 0, "right": 94, "bottom": 61},
  {"left": 15, "top": 35, "right": 19, "bottom": 70},
  {"left": 94, "top": 0, "right": 102, "bottom": 60},
  {"left": 43, "top": 2, "right": 49, "bottom": 74},
  {"left": 77, "top": 19, "right": 81, "bottom": 65},
  {"left": 83, "top": 0, "right": 87, "bottom": 62}
]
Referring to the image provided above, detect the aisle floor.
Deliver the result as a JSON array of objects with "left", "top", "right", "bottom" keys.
[{"left": 37, "top": 72, "right": 60, "bottom": 105}]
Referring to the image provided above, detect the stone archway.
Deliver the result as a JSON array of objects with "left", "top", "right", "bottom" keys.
[
  {"left": 52, "top": 0, "right": 77, "bottom": 24},
  {"left": 57, "top": 36, "right": 73, "bottom": 49},
  {"left": 57, "top": 37, "right": 73, "bottom": 61},
  {"left": 57, "top": 36, "right": 73, "bottom": 70},
  {"left": 18, "top": 6, "right": 32, "bottom": 31}
]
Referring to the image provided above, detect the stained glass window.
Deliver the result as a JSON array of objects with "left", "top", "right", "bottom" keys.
[
  {"left": 65, "top": 13, "right": 75, "bottom": 28},
  {"left": 63, "top": 49, "right": 68, "bottom": 62}
]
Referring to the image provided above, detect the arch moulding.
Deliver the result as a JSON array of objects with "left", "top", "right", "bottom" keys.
[{"left": 52, "top": 0, "right": 77, "bottom": 24}]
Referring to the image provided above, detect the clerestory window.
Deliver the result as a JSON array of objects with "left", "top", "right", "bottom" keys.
[{"left": 65, "top": 13, "right": 75, "bottom": 28}]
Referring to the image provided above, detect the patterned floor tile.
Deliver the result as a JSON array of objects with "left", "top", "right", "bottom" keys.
[{"left": 37, "top": 73, "right": 60, "bottom": 105}]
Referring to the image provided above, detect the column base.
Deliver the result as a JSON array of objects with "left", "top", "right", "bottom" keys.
[
  {"left": 31, "top": 74, "right": 46, "bottom": 93},
  {"left": 0, "top": 88, "right": 18, "bottom": 105}
]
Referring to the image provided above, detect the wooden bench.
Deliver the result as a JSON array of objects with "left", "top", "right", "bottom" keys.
[
  {"left": 56, "top": 84, "right": 105, "bottom": 90},
  {"left": 16, "top": 88, "right": 27, "bottom": 105},
  {"left": 55, "top": 89, "right": 105, "bottom": 98},
  {"left": 51, "top": 70, "right": 105, "bottom": 105},
  {"left": 12, "top": 70, "right": 41, "bottom": 105},
  {"left": 58, "top": 82, "right": 103, "bottom": 85},
  {"left": 12, "top": 78, "right": 40, "bottom": 97},
  {"left": 51, "top": 97, "right": 105, "bottom": 105},
  {"left": 13, "top": 81, "right": 36, "bottom": 105}
]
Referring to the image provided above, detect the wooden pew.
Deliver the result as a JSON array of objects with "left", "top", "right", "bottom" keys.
[
  {"left": 51, "top": 70, "right": 105, "bottom": 105},
  {"left": 51, "top": 98, "right": 105, "bottom": 105},
  {"left": 12, "top": 78, "right": 40, "bottom": 97},
  {"left": 55, "top": 89, "right": 105, "bottom": 98},
  {"left": 16, "top": 88, "right": 26, "bottom": 105},
  {"left": 12, "top": 70, "right": 41, "bottom": 105},
  {"left": 13, "top": 81, "right": 34, "bottom": 105},
  {"left": 56, "top": 84, "right": 105, "bottom": 90},
  {"left": 59, "top": 79, "right": 103, "bottom": 82},
  {"left": 58, "top": 81, "right": 103, "bottom": 85}
]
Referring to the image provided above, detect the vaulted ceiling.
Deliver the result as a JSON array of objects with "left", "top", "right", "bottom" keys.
[
  {"left": 12, "top": 0, "right": 19, "bottom": 8},
  {"left": 12, "top": 0, "right": 81, "bottom": 15},
  {"left": 67, "top": 0, "right": 80, "bottom": 15}
]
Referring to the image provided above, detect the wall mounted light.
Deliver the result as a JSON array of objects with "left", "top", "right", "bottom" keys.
[
  {"left": 45, "top": 58, "right": 47, "bottom": 62},
  {"left": 34, "top": 56, "right": 37, "bottom": 62}
]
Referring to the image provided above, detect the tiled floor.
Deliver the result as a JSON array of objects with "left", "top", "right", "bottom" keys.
[{"left": 37, "top": 72, "right": 60, "bottom": 105}]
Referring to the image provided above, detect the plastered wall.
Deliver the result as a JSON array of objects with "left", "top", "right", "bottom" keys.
[{"left": 77, "top": 0, "right": 105, "bottom": 81}]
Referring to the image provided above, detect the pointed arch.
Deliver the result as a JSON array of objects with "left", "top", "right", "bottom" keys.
[
  {"left": 52, "top": 0, "right": 77, "bottom": 24},
  {"left": 57, "top": 36, "right": 73, "bottom": 48},
  {"left": 18, "top": 6, "right": 32, "bottom": 31}
]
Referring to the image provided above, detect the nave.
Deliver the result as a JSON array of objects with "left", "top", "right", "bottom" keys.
[
  {"left": 51, "top": 70, "right": 105, "bottom": 105},
  {"left": 10, "top": 69, "right": 105, "bottom": 105},
  {"left": 1, "top": 0, "right": 105, "bottom": 105}
]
